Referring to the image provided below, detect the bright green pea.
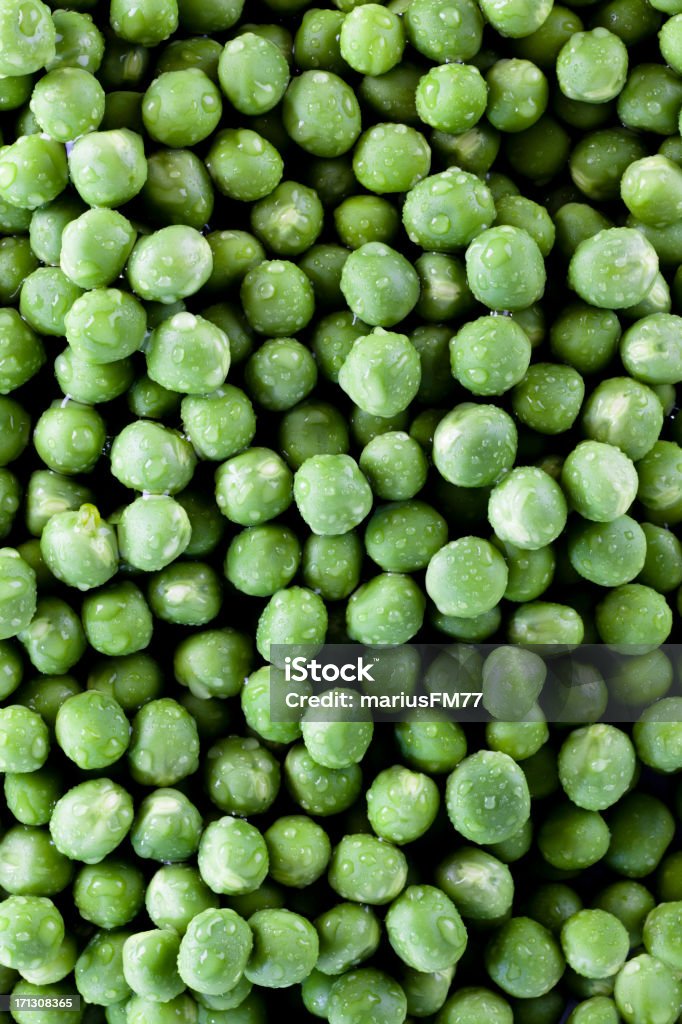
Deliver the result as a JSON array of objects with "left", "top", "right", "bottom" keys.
[
  {"left": 219, "top": 33, "right": 289, "bottom": 114},
  {"left": 111, "top": 420, "right": 196, "bottom": 495},
  {"left": 55, "top": 690, "right": 129, "bottom": 770},
  {"left": 557, "top": 28, "right": 628, "bottom": 102},
  {"left": 451, "top": 315, "right": 532, "bottom": 396},
  {"left": 145, "top": 864, "right": 218, "bottom": 934},
  {"left": 549, "top": 302, "right": 621, "bottom": 374},
  {"left": 486, "top": 58, "right": 548, "bottom": 133},
  {"left": 216, "top": 448, "right": 292, "bottom": 527},
  {"left": 285, "top": 743, "right": 362, "bottom": 816},
  {"left": 127, "top": 698, "right": 199, "bottom": 786},
  {"left": 433, "top": 404, "right": 517, "bottom": 488},
  {"left": 60, "top": 208, "right": 136, "bottom": 291},
  {"left": 614, "top": 954, "right": 682, "bottom": 1024},
  {"left": 0, "top": 895, "right": 63, "bottom": 973},
  {"left": 328, "top": 833, "right": 407, "bottom": 905},
  {"left": 122, "top": 929, "right": 183, "bottom": 1003},
  {"left": 486, "top": 918, "right": 564, "bottom": 999},
  {"left": 561, "top": 441, "right": 638, "bottom": 522},
  {"left": 364, "top": 500, "right": 447, "bottom": 573},
  {"left": 245, "top": 337, "right": 317, "bottom": 411},
  {"left": 4, "top": 767, "right": 61, "bottom": 828},
  {"left": 18, "top": 598, "right": 86, "bottom": 676},
  {"left": 558, "top": 725, "right": 636, "bottom": 810},
  {"left": 466, "top": 225, "right": 546, "bottom": 311},
  {"left": 403, "top": 169, "right": 495, "bottom": 252},
  {"left": 181, "top": 385, "right": 255, "bottom": 463},
  {"left": 347, "top": 572, "right": 425, "bottom": 644},
  {"left": 264, "top": 815, "right": 331, "bottom": 888},
  {"left": 436, "top": 846, "right": 514, "bottom": 922},
  {"left": 512, "top": 363, "right": 585, "bottom": 434},
  {"left": 489, "top": 466, "right": 567, "bottom": 549},
  {"left": 68, "top": 129, "right": 147, "bottom": 208},
  {"left": 340, "top": 244, "right": 419, "bottom": 328},
  {"left": 446, "top": 750, "right": 530, "bottom": 845},
  {"left": 244, "top": 908, "right": 318, "bottom": 989},
  {"left": 40, "top": 504, "right": 118, "bottom": 591},
  {"left": 582, "top": 377, "right": 663, "bottom": 461},
  {"left": 386, "top": 885, "right": 467, "bottom": 973},
  {"left": 633, "top": 698, "right": 682, "bottom": 773},
  {"left": 128, "top": 225, "right": 213, "bottom": 304},
  {"left": 569, "top": 228, "right": 659, "bottom": 309},
  {"left": 339, "top": 328, "right": 421, "bottom": 415},
  {"left": 178, "top": 908, "right": 252, "bottom": 996},
  {"left": 568, "top": 512, "right": 646, "bottom": 586},
  {"left": 301, "top": 697, "right": 373, "bottom": 771},
  {"left": 82, "top": 581, "right": 153, "bottom": 657},
  {"left": 0, "top": 0, "right": 55, "bottom": 74},
  {"left": 142, "top": 68, "right": 221, "bottom": 147},
  {"left": 283, "top": 70, "right": 361, "bottom": 157},
  {"left": 30, "top": 68, "right": 104, "bottom": 142},
  {"left": 251, "top": 181, "right": 323, "bottom": 257},
  {"left": 0, "top": 549, "right": 36, "bottom": 641},
  {"left": 225, "top": 526, "right": 300, "bottom": 599},
  {"left": 367, "top": 765, "right": 440, "bottom": 845},
  {"left": 110, "top": 0, "right": 178, "bottom": 45},
  {"left": 206, "top": 735, "right": 280, "bottom": 815},
  {"left": 0, "top": 136, "right": 67, "bottom": 211},
  {"left": 0, "top": 309, "right": 45, "bottom": 395},
  {"left": 334, "top": 194, "right": 400, "bottom": 248},
  {"left": 73, "top": 860, "right": 144, "bottom": 930},
  {"left": 359, "top": 431, "right": 427, "bottom": 501},
  {"left": 353, "top": 123, "right": 430, "bottom": 194},
  {"left": 130, "top": 788, "right": 202, "bottom": 862},
  {"left": 404, "top": 0, "right": 483, "bottom": 61},
  {"left": 293, "top": 454, "right": 371, "bottom": 536},
  {"left": 596, "top": 584, "right": 673, "bottom": 648},
  {"left": 198, "top": 816, "right": 269, "bottom": 895},
  {"left": 416, "top": 62, "right": 487, "bottom": 133},
  {"left": 117, "top": 495, "right": 191, "bottom": 573},
  {"left": 256, "top": 585, "right": 327, "bottom": 663},
  {"left": 241, "top": 259, "right": 315, "bottom": 336},
  {"left": 206, "top": 128, "right": 283, "bottom": 203},
  {"left": 49, "top": 778, "right": 133, "bottom": 864}
]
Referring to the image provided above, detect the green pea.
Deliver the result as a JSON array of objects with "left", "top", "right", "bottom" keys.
[
  {"left": 0, "top": 895, "right": 63, "bottom": 973},
  {"left": 614, "top": 954, "right": 682, "bottom": 1024},
  {"left": 145, "top": 865, "right": 218, "bottom": 935},
  {"left": 340, "top": 244, "right": 419, "bottom": 328},
  {"left": 582, "top": 377, "right": 663, "bottom": 461},
  {"left": 127, "top": 698, "right": 199, "bottom": 787},
  {"left": 0, "top": 310, "right": 45, "bottom": 395},
  {"left": 446, "top": 750, "right": 530, "bottom": 845},
  {"left": 642, "top": 902, "right": 682, "bottom": 973},
  {"left": 486, "top": 918, "right": 564, "bottom": 999},
  {"left": 264, "top": 815, "right": 331, "bottom": 888},
  {"left": 416, "top": 62, "right": 487, "bottom": 134},
  {"left": 111, "top": 420, "right": 196, "bottom": 495},
  {"left": 173, "top": 629, "right": 250, "bottom": 702},
  {"left": 438, "top": 987, "right": 513, "bottom": 1024},
  {"left": 177, "top": 908, "right": 252, "bottom": 997},
  {"left": 122, "top": 929, "right": 183, "bottom": 1003},
  {"left": 68, "top": 129, "right": 147, "bottom": 208},
  {"left": 486, "top": 59, "right": 548, "bottom": 133},
  {"left": 436, "top": 846, "right": 514, "bottom": 922},
  {"left": 569, "top": 228, "right": 659, "bottom": 309},
  {"left": 73, "top": 860, "right": 144, "bottom": 930},
  {"left": 4, "top": 767, "right": 61, "bottom": 828},
  {"left": 618, "top": 63, "right": 682, "bottom": 134},
  {"left": 50, "top": 778, "right": 133, "bottom": 864},
  {"left": 466, "top": 226, "right": 546, "bottom": 311},
  {"left": 241, "top": 259, "right": 315, "bottom": 336},
  {"left": 596, "top": 584, "right": 673, "bottom": 648},
  {"left": 219, "top": 33, "right": 289, "bottom": 115},
  {"left": 110, "top": 0, "right": 178, "bottom": 44},
  {"left": 128, "top": 226, "right": 213, "bottom": 305},
  {"left": 87, "top": 652, "right": 162, "bottom": 713},
  {"left": 557, "top": 28, "right": 628, "bottom": 102},
  {"left": 561, "top": 441, "right": 638, "bottom": 522},
  {"left": 0, "top": 824, "right": 72, "bottom": 898},
  {"left": 285, "top": 743, "right": 362, "bottom": 816},
  {"left": 433, "top": 404, "right": 517, "bottom": 489},
  {"left": 59, "top": 209, "right": 136, "bottom": 291},
  {"left": 404, "top": 0, "right": 482, "bottom": 61},
  {"left": 216, "top": 448, "right": 292, "bottom": 527},
  {"left": 339, "top": 328, "right": 421, "bottom": 415},
  {"left": 549, "top": 302, "right": 621, "bottom": 374},
  {"left": 206, "top": 128, "right": 283, "bottom": 203},
  {"left": 568, "top": 515, "right": 647, "bottom": 587},
  {"left": 328, "top": 833, "right": 407, "bottom": 905},
  {"left": 352, "top": 123, "right": 430, "bottom": 196},
  {"left": 197, "top": 815, "right": 268, "bottom": 897},
  {"left": 18, "top": 598, "right": 86, "bottom": 675},
  {"left": 283, "top": 70, "right": 361, "bottom": 157},
  {"left": 82, "top": 581, "right": 153, "bottom": 658},
  {"left": 386, "top": 885, "right": 467, "bottom": 974},
  {"left": 0, "top": 136, "right": 67, "bottom": 211},
  {"left": 40, "top": 504, "right": 118, "bottom": 592},
  {"left": 633, "top": 698, "right": 682, "bottom": 773},
  {"left": 403, "top": 169, "right": 495, "bottom": 252},
  {"left": 55, "top": 690, "right": 129, "bottom": 771},
  {"left": 347, "top": 572, "right": 425, "bottom": 645},
  {"left": 301, "top": 699, "right": 373, "bottom": 771},
  {"left": 131, "top": 788, "right": 202, "bottom": 863}
]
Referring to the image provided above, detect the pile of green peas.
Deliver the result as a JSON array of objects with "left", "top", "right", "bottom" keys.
[{"left": 0, "top": 0, "right": 682, "bottom": 1020}]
